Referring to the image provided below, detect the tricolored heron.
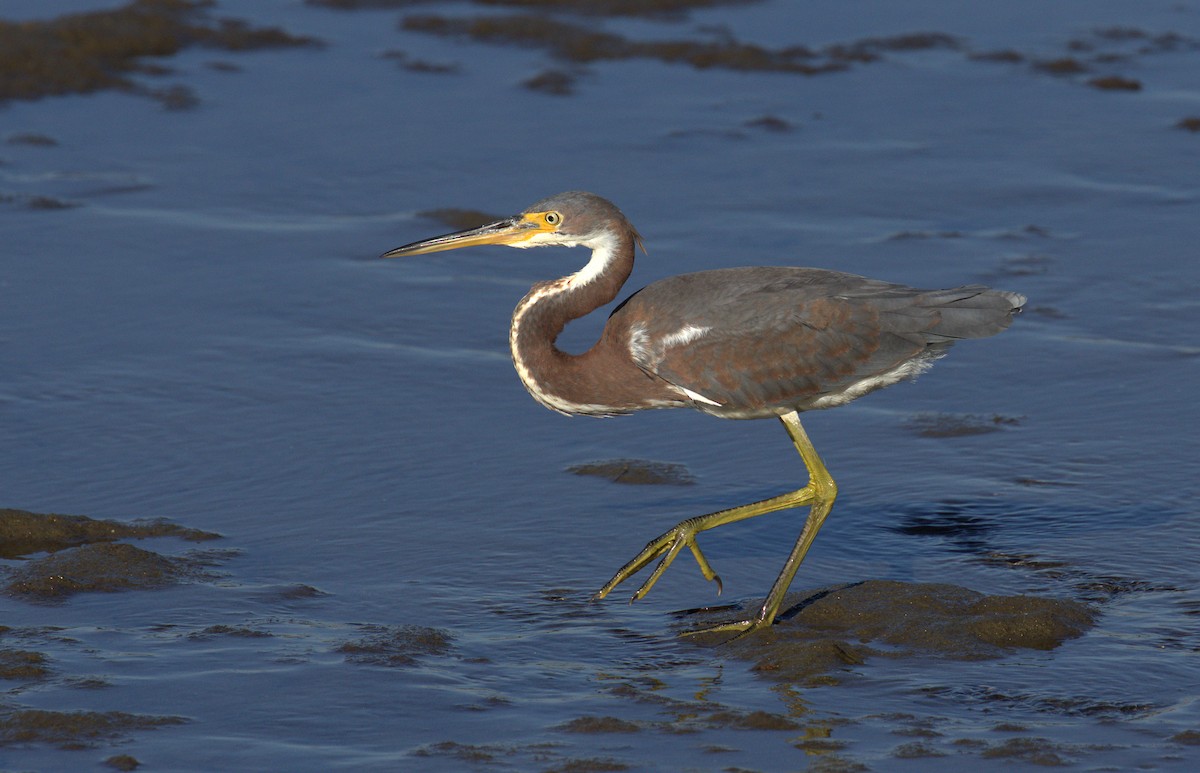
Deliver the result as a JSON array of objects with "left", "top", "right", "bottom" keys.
[{"left": 383, "top": 191, "right": 1025, "bottom": 635}]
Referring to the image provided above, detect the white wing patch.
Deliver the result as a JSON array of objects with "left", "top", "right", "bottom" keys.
[
  {"left": 674, "top": 385, "right": 722, "bottom": 406},
  {"left": 629, "top": 323, "right": 722, "bottom": 407},
  {"left": 658, "top": 324, "right": 711, "bottom": 351},
  {"left": 630, "top": 323, "right": 712, "bottom": 369},
  {"left": 806, "top": 356, "right": 939, "bottom": 410},
  {"left": 627, "top": 323, "right": 650, "bottom": 365}
]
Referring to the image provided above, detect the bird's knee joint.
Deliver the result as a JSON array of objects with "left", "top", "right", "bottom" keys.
[{"left": 813, "top": 476, "right": 837, "bottom": 502}]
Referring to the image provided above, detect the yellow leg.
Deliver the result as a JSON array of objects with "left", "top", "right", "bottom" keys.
[{"left": 593, "top": 411, "right": 837, "bottom": 637}]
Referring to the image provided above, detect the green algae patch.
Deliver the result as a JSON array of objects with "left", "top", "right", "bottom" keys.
[
  {"left": 0, "top": 508, "right": 220, "bottom": 560},
  {"left": 1088, "top": 75, "right": 1141, "bottom": 91},
  {"left": 567, "top": 458, "right": 696, "bottom": 485},
  {"left": 0, "top": 0, "right": 318, "bottom": 104},
  {"left": 392, "top": 10, "right": 1194, "bottom": 102},
  {"left": 310, "top": 0, "right": 758, "bottom": 17},
  {"left": 542, "top": 758, "right": 630, "bottom": 772},
  {"left": 187, "top": 624, "right": 274, "bottom": 640},
  {"left": 686, "top": 580, "right": 1094, "bottom": 684},
  {"left": 3, "top": 543, "right": 201, "bottom": 600},
  {"left": 904, "top": 412, "right": 1022, "bottom": 438},
  {"left": 0, "top": 649, "right": 51, "bottom": 681},
  {"left": 337, "top": 624, "right": 455, "bottom": 666},
  {"left": 0, "top": 708, "right": 186, "bottom": 750},
  {"left": 1, "top": 508, "right": 223, "bottom": 601},
  {"left": 402, "top": 14, "right": 949, "bottom": 74},
  {"left": 104, "top": 755, "right": 142, "bottom": 771},
  {"left": 979, "top": 736, "right": 1072, "bottom": 765},
  {"left": 603, "top": 678, "right": 800, "bottom": 734},
  {"left": 558, "top": 715, "right": 642, "bottom": 733}
]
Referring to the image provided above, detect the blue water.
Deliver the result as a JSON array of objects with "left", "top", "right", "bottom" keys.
[{"left": 3, "top": 0, "right": 1199, "bottom": 769}]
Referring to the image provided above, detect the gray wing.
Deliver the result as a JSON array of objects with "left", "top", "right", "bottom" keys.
[{"left": 608, "top": 267, "right": 1024, "bottom": 416}]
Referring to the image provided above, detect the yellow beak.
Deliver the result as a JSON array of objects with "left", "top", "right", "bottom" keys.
[{"left": 381, "top": 213, "right": 550, "bottom": 258}]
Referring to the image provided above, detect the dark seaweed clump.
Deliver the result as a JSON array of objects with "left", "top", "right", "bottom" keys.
[
  {"left": 0, "top": 708, "right": 186, "bottom": 750},
  {"left": 392, "top": 10, "right": 1198, "bottom": 103},
  {"left": 337, "top": 624, "right": 455, "bottom": 666},
  {"left": 0, "top": 0, "right": 319, "bottom": 104},
  {"left": 686, "top": 580, "right": 1095, "bottom": 685},
  {"left": 567, "top": 458, "right": 696, "bottom": 485},
  {"left": 310, "top": 0, "right": 759, "bottom": 18},
  {"left": 0, "top": 508, "right": 223, "bottom": 600},
  {"left": 0, "top": 507, "right": 219, "bottom": 559},
  {"left": 401, "top": 15, "right": 960, "bottom": 75},
  {"left": 5, "top": 543, "right": 194, "bottom": 600}
]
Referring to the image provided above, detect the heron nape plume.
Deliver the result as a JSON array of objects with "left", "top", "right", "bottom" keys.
[{"left": 383, "top": 191, "right": 1025, "bottom": 637}]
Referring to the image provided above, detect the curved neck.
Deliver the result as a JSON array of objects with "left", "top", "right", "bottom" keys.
[{"left": 509, "top": 229, "right": 638, "bottom": 415}]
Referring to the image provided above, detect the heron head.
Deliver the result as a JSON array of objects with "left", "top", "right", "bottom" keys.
[{"left": 381, "top": 191, "right": 643, "bottom": 258}]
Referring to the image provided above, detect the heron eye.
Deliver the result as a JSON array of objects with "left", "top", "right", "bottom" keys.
[{"left": 544, "top": 212, "right": 562, "bottom": 226}]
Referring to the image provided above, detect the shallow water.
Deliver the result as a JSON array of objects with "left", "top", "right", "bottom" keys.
[{"left": 2, "top": 0, "right": 1199, "bottom": 770}]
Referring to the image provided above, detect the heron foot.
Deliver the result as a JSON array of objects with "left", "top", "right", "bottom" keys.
[
  {"left": 591, "top": 414, "right": 836, "bottom": 640},
  {"left": 679, "top": 616, "right": 770, "bottom": 642},
  {"left": 592, "top": 517, "right": 723, "bottom": 604}
]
